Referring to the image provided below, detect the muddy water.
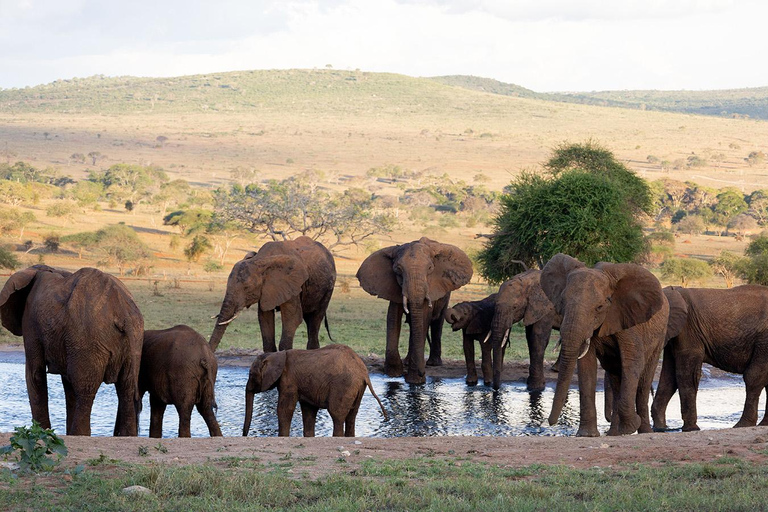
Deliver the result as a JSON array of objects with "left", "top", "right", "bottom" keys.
[{"left": 0, "top": 353, "right": 754, "bottom": 438}]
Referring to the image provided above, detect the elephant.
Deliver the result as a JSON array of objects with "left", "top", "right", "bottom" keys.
[
  {"left": 140, "top": 325, "right": 222, "bottom": 438},
  {"left": 541, "top": 254, "right": 668, "bottom": 437},
  {"left": 0, "top": 265, "right": 143, "bottom": 436},
  {"left": 444, "top": 294, "right": 498, "bottom": 386},
  {"left": 651, "top": 285, "right": 768, "bottom": 432},
  {"left": 210, "top": 236, "right": 336, "bottom": 353},
  {"left": 356, "top": 237, "right": 473, "bottom": 384},
  {"left": 242, "top": 344, "right": 387, "bottom": 437},
  {"left": 487, "top": 270, "right": 561, "bottom": 392}
]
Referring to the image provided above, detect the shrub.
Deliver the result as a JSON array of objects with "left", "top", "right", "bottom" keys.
[{"left": 0, "top": 421, "right": 67, "bottom": 473}]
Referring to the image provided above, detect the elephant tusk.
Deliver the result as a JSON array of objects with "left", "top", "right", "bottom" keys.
[
  {"left": 502, "top": 328, "right": 510, "bottom": 348},
  {"left": 428, "top": 298, "right": 433, "bottom": 309},
  {"left": 482, "top": 330, "right": 492, "bottom": 344},
  {"left": 578, "top": 338, "right": 591, "bottom": 359},
  {"left": 218, "top": 313, "right": 239, "bottom": 325},
  {"left": 552, "top": 338, "right": 562, "bottom": 354},
  {"left": 210, "top": 314, "right": 218, "bottom": 319},
  {"left": 402, "top": 294, "right": 409, "bottom": 314}
]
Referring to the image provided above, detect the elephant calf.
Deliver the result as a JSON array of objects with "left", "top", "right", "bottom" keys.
[
  {"left": 140, "top": 325, "right": 222, "bottom": 438},
  {"left": 243, "top": 344, "right": 387, "bottom": 437},
  {"left": 445, "top": 294, "right": 498, "bottom": 386}
]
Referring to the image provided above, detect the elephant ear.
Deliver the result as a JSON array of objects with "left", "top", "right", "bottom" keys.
[
  {"left": 523, "top": 272, "right": 554, "bottom": 325},
  {"left": 0, "top": 265, "right": 62, "bottom": 336},
  {"left": 541, "top": 254, "right": 586, "bottom": 315},
  {"left": 598, "top": 263, "right": 665, "bottom": 337},
  {"left": 425, "top": 239, "right": 473, "bottom": 301},
  {"left": 663, "top": 286, "right": 688, "bottom": 342},
  {"left": 260, "top": 351, "right": 287, "bottom": 391},
  {"left": 258, "top": 255, "right": 309, "bottom": 311},
  {"left": 356, "top": 246, "right": 401, "bottom": 302},
  {"left": 468, "top": 293, "right": 497, "bottom": 335}
]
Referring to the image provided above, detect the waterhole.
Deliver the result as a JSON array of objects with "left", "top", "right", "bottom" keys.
[{"left": 0, "top": 353, "right": 753, "bottom": 438}]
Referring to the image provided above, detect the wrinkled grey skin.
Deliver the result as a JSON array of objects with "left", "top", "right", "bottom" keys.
[
  {"left": 243, "top": 344, "right": 387, "bottom": 437},
  {"left": 210, "top": 236, "right": 336, "bottom": 353},
  {"left": 0, "top": 265, "right": 143, "bottom": 436},
  {"left": 356, "top": 237, "right": 473, "bottom": 385},
  {"left": 445, "top": 294, "right": 498, "bottom": 386},
  {"left": 541, "top": 254, "right": 668, "bottom": 437},
  {"left": 652, "top": 285, "right": 768, "bottom": 432},
  {"left": 140, "top": 325, "right": 222, "bottom": 438}
]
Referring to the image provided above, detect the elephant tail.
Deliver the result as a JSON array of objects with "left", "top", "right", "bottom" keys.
[
  {"left": 324, "top": 315, "right": 335, "bottom": 343},
  {"left": 365, "top": 376, "right": 388, "bottom": 420}
]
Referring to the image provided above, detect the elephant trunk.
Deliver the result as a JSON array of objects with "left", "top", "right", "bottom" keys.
[
  {"left": 405, "top": 303, "right": 428, "bottom": 384},
  {"left": 548, "top": 315, "right": 591, "bottom": 425},
  {"left": 210, "top": 299, "right": 240, "bottom": 352},
  {"left": 243, "top": 387, "right": 255, "bottom": 436},
  {"left": 490, "top": 306, "right": 519, "bottom": 390}
]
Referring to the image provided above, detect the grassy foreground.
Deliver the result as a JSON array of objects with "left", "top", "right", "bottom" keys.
[{"left": 1, "top": 455, "right": 765, "bottom": 511}]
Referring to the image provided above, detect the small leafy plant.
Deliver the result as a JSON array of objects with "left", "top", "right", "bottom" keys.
[{"left": 0, "top": 421, "right": 67, "bottom": 473}]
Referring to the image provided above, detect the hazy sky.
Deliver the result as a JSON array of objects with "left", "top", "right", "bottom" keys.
[{"left": 1, "top": 0, "right": 765, "bottom": 91}]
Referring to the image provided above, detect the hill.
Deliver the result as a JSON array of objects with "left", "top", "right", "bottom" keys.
[{"left": 429, "top": 75, "right": 768, "bottom": 120}]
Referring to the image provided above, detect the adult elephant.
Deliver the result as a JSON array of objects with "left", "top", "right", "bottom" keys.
[
  {"left": 541, "top": 254, "right": 668, "bottom": 436},
  {"left": 357, "top": 237, "right": 473, "bottom": 384},
  {"left": 210, "top": 236, "right": 336, "bottom": 352},
  {"left": 0, "top": 265, "right": 143, "bottom": 436},
  {"left": 651, "top": 285, "right": 768, "bottom": 432},
  {"left": 487, "top": 270, "right": 561, "bottom": 392},
  {"left": 444, "top": 293, "right": 497, "bottom": 386}
]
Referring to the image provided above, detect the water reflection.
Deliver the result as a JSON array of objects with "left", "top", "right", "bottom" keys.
[{"left": 0, "top": 355, "right": 757, "bottom": 438}]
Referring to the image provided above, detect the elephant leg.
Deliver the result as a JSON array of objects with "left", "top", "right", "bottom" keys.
[
  {"left": 384, "top": 302, "right": 405, "bottom": 377},
  {"left": 258, "top": 309, "right": 277, "bottom": 353},
  {"left": 675, "top": 350, "right": 704, "bottom": 432},
  {"left": 480, "top": 339, "right": 493, "bottom": 386},
  {"left": 426, "top": 315, "right": 444, "bottom": 367},
  {"left": 526, "top": 322, "right": 551, "bottom": 393},
  {"left": 303, "top": 311, "right": 325, "bottom": 350},
  {"left": 635, "top": 358, "right": 660, "bottom": 435},
  {"left": 114, "top": 363, "right": 140, "bottom": 437},
  {"left": 61, "top": 376, "right": 77, "bottom": 434},
  {"left": 276, "top": 393, "right": 297, "bottom": 437},
  {"left": 344, "top": 390, "right": 365, "bottom": 437},
  {"left": 463, "top": 333, "right": 479, "bottom": 386},
  {"left": 69, "top": 382, "right": 99, "bottom": 436},
  {"left": 613, "top": 335, "right": 643, "bottom": 436},
  {"left": 149, "top": 395, "right": 167, "bottom": 438},
  {"left": 735, "top": 363, "right": 768, "bottom": 427},
  {"left": 576, "top": 347, "right": 599, "bottom": 437},
  {"left": 606, "top": 372, "right": 622, "bottom": 434},
  {"left": 329, "top": 409, "right": 346, "bottom": 437},
  {"left": 299, "top": 401, "right": 319, "bottom": 437},
  {"left": 176, "top": 403, "right": 194, "bottom": 438},
  {"left": 603, "top": 377, "right": 613, "bottom": 423},
  {"left": 651, "top": 344, "right": 678, "bottom": 431},
  {"left": 278, "top": 299, "right": 303, "bottom": 351},
  {"left": 25, "top": 349, "right": 51, "bottom": 429},
  {"left": 196, "top": 402, "right": 222, "bottom": 437}
]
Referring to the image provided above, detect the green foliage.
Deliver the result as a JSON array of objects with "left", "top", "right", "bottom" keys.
[
  {"left": 745, "top": 233, "right": 768, "bottom": 258},
  {"left": 0, "top": 208, "right": 36, "bottom": 237},
  {"left": 738, "top": 234, "right": 768, "bottom": 285},
  {"left": 45, "top": 200, "right": 79, "bottom": 218},
  {"left": 0, "top": 161, "right": 61, "bottom": 185},
  {"left": 0, "top": 420, "right": 67, "bottom": 473},
  {"left": 89, "top": 163, "right": 169, "bottom": 203},
  {"left": 675, "top": 215, "right": 706, "bottom": 234},
  {"left": 0, "top": 245, "right": 20, "bottom": 270},
  {"left": 711, "top": 250, "right": 746, "bottom": 288},
  {"left": 183, "top": 235, "right": 212, "bottom": 263},
  {"left": 660, "top": 257, "right": 712, "bottom": 286},
  {"left": 163, "top": 209, "right": 214, "bottom": 235},
  {"left": 62, "top": 224, "right": 152, "bottom": 274},
  {"left": 479, "top": 143, "right": 649, "bottom": 282}
]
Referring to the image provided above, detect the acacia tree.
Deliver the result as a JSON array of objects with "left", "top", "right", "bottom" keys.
[
  {"left": 660, "top": 257, "right": 711, "bottom": 287},
  {"left": 479, "top": 142, "right": 651, "bottom": 282}
]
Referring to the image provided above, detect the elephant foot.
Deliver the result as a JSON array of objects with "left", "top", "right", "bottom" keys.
[
  {"left": 384, "top": 357, "right": 404, "bottom": 378},
  {"left": 682, "top": 424, "right": 701, "bottom": 432},
  {"left": 576, "top": 427, "right": 600, "bottom": 437},
  {"left": 426, "top": 356, "right": 443, "bottom": 367},
  {"left": 526, "top": 377, "right": 545, "bottom": 393},
  {"left": 617, "top": 414, "right": 642, "bottom": 435},
  {"left": 465, "top": 377, "right": 478, "bottom": 386},
  {"left": 638, "top": 423, "right": 653, "bottom": 434},
  {"left": 405, "top": 370, "right": 426, "bottom": 385},
  {"left": 652, "top": 424, "right": 671, "bottom": 432},
  {"left": 734, "top": 419, "right": 757, "bottom": 428}
]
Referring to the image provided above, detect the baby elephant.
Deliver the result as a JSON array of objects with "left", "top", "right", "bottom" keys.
[
  {"left": 243, "top": 344, "right": 387, "bottom": 437},
  {"left": 140, "top": 325, "right": 222, "bottom": 438}
]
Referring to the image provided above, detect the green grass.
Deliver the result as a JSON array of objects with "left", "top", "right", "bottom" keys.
[
  {"left": 0, "top": 278, "right": 534, "bottom": 364},
  {"left": 2, "top": 456, "right": 768, "bottom": 511}
]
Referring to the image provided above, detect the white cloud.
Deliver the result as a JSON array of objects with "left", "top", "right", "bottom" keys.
[{"left": 0, "top": 0, "right": 765, "bottom": 91}]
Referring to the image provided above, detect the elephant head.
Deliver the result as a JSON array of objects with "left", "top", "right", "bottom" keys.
[
  {"left": 210, "top": 252, "right": 309, "bottom": 351},
  {"left": 488, "top": 270, "right": 555, "bottom": 390},
  {"left": 0, "top": 265, "right": 71, "bottom": 335},
  {"left": 541, "top": 254, "right": 664, "bottom": 426},
  {"left": 242, "top": 351, "right": 287, "bottom": 436},
  {"left": 444, "top": 294, "right": 496, "bottom": 335},
  {"left": 662, "top": 286, "right": 689, "bottom": 342}
]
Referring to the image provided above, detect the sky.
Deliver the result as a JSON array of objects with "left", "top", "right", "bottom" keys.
[{"left": 1, "top": 0, "right": 766, "bottom": 92}]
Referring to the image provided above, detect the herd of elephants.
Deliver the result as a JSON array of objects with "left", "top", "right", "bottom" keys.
[{"left": 2, "top": 235, "right": 768, "bottom": 439}]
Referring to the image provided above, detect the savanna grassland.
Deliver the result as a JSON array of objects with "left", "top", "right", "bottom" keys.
[{"left": 3, "top": 70, "right": 768, "bottom": 510}]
